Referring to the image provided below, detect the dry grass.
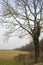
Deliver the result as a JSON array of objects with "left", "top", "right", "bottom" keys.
[
  {"left": 0, "top": 51, "right": 30, "bottom": 65},
  {"left": 0, "top": 51, "right": 43, "bottom": 65},
  {"left": 0, "top": 51, "right": 29, "bottom": 59}
]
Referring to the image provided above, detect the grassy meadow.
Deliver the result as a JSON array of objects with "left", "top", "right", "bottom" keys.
[
  {"left": 0, "top": 51, "right": 29, "bottom": 65},
  {"left": 0, "top": 51, "right": 43, "bottom": 65}
]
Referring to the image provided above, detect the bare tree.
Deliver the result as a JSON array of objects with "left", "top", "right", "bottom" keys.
[{"left": 1, "top": 0, "right": 43, "bottom": 63}]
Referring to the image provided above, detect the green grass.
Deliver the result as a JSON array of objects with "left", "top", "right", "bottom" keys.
[{"left": 0, "top": 59, "right": 14, "bottom": 65}]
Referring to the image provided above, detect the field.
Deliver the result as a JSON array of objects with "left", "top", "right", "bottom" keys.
[
  {"left": 0, "top": 51, "right": 29, "bottom": 65},
  {"left": 0, "top": 51, "right": 43, "bottom": 65}
]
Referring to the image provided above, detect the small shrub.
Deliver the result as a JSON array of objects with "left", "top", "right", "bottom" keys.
[{"left": 14, "top": 54, "right": 26, "bottom": 65}]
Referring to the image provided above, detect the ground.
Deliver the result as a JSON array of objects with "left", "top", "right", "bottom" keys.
[
  {"left": 0, "top": 51, "right": 29, "bottom": 65},
  {"left": 0, "top": 51, "right": 43, "bottom": 65}
]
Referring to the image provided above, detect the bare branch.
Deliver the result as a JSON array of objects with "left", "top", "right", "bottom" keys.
[{"left": 1, "top": 0, "right": 43, "bottom": 40}]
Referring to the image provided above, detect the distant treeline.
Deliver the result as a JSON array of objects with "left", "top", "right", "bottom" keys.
[{"left": 14, "top": 39, "right": 43, "bottom": 52}]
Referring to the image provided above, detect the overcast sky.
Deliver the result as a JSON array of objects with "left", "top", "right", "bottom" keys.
[
  {"left": 0, "top": 16, "right": 32, "bottom": 50},
  {"left": 0, "top": 0, "right": 31, "bottom": 50},
  {"left": 0, "top": 23, "right": 32, "bottom": 50},
  {"left": 0, "top": 0, "right": 43, "bottom": 50}
]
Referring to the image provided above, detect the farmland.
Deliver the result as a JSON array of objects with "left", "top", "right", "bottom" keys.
[
  {"left": 0, "top": 51, "right": 43, "bottom": 65},
  {"left": 0, "top": 51, "right": 29, "bottom": 65}
]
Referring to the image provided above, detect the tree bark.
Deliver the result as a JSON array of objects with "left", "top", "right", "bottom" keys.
[{"left": 33, "top": 37, "right": 39, "bottom": 63}]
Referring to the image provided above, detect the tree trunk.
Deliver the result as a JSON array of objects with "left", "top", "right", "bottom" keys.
[{"left": 33, "top": 37, "right": 39, "bottom": 63}]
